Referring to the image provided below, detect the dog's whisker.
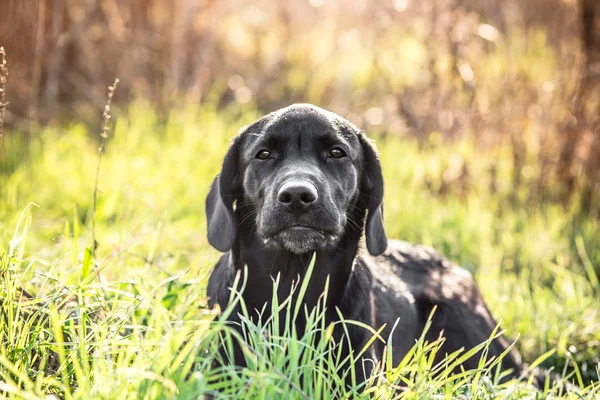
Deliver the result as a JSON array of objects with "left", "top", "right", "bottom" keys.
[{"left": 237, "top": 211, "right": 258, "bottom": 228}]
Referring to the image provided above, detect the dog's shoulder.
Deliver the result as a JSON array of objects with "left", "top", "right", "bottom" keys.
[
  {"left": 366, "top": 239, "right": 453, "bottom": 268},
  {"left": 363, "top": 238, "right": 471, "bottom": 274},
  {"left": 359, "top": 239, "right": 475, "bottom": 302}
]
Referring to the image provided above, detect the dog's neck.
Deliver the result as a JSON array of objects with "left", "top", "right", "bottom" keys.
[{"left": 230, "top": 200, "right": 366, "bottom": 319}]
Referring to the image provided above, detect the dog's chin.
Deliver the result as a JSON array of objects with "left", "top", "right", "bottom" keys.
[{"left": 265, "top": 227, "right": 338, "bottom": 254}]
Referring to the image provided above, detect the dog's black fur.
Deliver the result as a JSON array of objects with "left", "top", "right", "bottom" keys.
[{"left": 206, "top": 104, "right": 525, "bottom": 386}]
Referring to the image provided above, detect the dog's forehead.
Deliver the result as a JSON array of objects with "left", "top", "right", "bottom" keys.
[{"left": 254, "top": 104, "right": 356, "bottom": 142}]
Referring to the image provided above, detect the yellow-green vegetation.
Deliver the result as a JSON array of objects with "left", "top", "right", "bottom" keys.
[{"left": 0, "top": 101, "right": 598, "bottom": 398}]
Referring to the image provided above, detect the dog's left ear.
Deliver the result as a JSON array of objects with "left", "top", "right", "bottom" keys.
[
  {"left": 205, "top": 135, "right": 243, "bottom": 252},
  {"left": 358, "top": 132, "right": 388, "bottom": 256}
]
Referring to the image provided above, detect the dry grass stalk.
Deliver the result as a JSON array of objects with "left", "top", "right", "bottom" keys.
[
  {"left": 92, "top": 78, "right": 119, "bottom": 262},
  {"left": 0, "top": 46, "right": 8, "bottom": 152}
]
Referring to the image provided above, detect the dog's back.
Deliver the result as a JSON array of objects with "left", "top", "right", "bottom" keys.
[{"left": 364, "top": 240, "right": 524, "bottom": 377}]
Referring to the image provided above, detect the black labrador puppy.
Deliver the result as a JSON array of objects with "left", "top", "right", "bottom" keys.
[{"left": 206, "top": 103, "right": 524, "bottom": 386}]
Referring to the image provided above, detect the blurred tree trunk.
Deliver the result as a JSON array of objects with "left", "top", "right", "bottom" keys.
[
  {"left": 579, "top": 0, "right": 600, "bottom": 214},
  {"left": 559, "top": 0, "right": 600, "bottom": 210},
  {"left": 0, "top": 1, "right": 38, "bottom": 123},
  {"left": 43, "top": 0, "right": 66, "bottom": 117}
]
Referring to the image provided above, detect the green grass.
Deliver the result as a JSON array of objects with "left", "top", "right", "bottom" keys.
[{"left": 0, "top": 102, "right": 599, "bottom": 398}]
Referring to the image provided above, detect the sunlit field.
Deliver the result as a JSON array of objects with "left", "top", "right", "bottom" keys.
[
  {"left": 0, "top": 101, "right": 598, "bottom": 398},
  {"left": 1, "top": 0, "right": 600, "bottom": 398}
]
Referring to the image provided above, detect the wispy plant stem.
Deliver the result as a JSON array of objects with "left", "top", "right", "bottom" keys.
[
  {"left": 0, "top": 47, "right": 8, "bottom": 153},
  {"left": 92, "top": 78, "right": 119, "bottom": 262}
]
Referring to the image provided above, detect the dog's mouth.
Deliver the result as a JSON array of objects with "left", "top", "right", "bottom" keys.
[{"left": 263, "top": 225, "right": 339, "bottom": 254}]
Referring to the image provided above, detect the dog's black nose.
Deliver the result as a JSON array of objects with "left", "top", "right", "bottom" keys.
[{"left": 277, "top": 181, "right": 318, "bottom": 213}]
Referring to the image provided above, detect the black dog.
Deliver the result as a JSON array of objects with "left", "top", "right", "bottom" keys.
[{"left": 206, "top": 104, "right": 525, "bottom": 387}]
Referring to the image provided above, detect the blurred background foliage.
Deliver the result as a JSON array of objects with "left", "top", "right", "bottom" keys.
[
  {"left": 0, "top": 0, "right": 600, "bottom": 392},
  {"left": 0, "top": 0, "right": 599, "bottom": 212}
]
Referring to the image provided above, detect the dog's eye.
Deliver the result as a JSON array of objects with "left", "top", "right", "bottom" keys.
[
  {"left": 255, "top": 150, "right": 272, "bottom": 160},
  {"left": 329, "top": 148, "right": 346, "bottom": 159}
]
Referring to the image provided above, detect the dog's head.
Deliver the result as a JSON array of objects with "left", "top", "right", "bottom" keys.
[{"left": 206, "top": 104, "right": 387, "bottom": 256}]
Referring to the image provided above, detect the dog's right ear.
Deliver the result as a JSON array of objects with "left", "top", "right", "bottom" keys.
[
  {"left": 206, "top": 135, "right": 243, "bottom": 252},
  {"left": 358, "top": 132, "right": 388, "bottom": 256}
]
